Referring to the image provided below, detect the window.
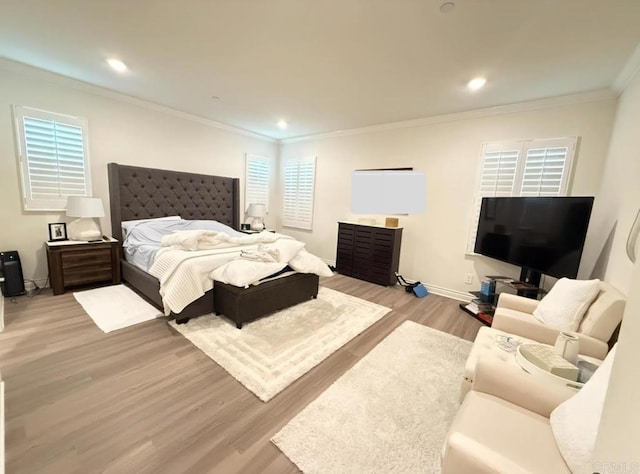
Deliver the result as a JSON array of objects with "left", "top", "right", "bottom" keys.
[
  {"left": 14, "top": 106, "right": 91, "bottom": 211},
  {"left": 245, "top": 153, "right": 271, "bottom": 211},
  {"left": 283, "top": 156, "right": 316, "bottom": 230},
  {"left": 467, "top": 137, "right": 577, "bottom": 253}
]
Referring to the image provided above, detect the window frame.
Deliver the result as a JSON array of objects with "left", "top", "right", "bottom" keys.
[
  {"left": 466, "top": 137, "right": 577, "bottom": 254},
  {"left": 282, "top": 156, "right": 317, "bottom": 231},
  {"left": 244, "top": 153, "right": 271, "bottom": 213},
  {"left": 13, "top": 105, "right": 92, "bottom": 212}
]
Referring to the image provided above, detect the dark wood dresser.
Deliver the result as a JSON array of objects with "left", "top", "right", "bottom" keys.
[
  {"left": 335, "top": 222, "right": 402, "bottom": 286},
  {"left": 46, "top": 239, "right": 121, "bottom": 295}
]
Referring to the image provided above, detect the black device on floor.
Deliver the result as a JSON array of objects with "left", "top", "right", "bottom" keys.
[
  {"left": 395, "top": 273, "right": 429, "bottom": 298},
  {"left": 1, "top": 250, "right": 26, "bottom": 297}
]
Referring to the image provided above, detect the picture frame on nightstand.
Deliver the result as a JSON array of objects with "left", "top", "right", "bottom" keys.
[{"left": 48, "top": 222, "right": 68, "bottom": 242}]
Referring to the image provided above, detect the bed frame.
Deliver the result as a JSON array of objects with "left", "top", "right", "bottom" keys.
[
  {"left": 107, "top": 162, "right": 319, "bottom": 325},
  {"left": 108, "top": 162, "right": 240, "bottom": 322}
]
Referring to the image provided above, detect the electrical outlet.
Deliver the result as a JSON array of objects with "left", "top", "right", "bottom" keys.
[{"left": 464, "top": 273, "right": 473, "bottom": 285}]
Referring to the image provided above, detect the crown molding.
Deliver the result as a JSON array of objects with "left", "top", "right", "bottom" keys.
[
  {"left": 280, "top": 89, "right": 618, "bottom": 145},
  {"left": 613, "top": 43, "right": 640, "bottom": 93},
  {"left": 0, "top": 57, "right": 276, "bottom": 143},
  {"left": 0, "top": 56, "right": 621, "bottom": 146}
]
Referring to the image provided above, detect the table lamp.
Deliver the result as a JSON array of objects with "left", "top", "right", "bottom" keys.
[
  {"left": 66, "top": 196, "right": 105, "bottom": 241},
  {"left": 246, "top": 203, "right": 266, "bottom": 231}
]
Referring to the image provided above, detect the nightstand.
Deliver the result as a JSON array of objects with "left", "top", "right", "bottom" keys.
[
  {"left": 46, "top": 238, "right": 121, "bottom": 295},
  {"left": 239, "top": 229, "right": 275, "bottom": 234}
]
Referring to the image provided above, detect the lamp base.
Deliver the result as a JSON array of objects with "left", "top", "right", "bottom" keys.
[
  {"left": 250, "top": 218, "right": 264, "bottom": 231},
  {"left": 68, "top": 218, "right": 102, "bottom": 241}
]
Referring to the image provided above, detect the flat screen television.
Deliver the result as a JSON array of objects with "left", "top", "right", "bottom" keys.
[{"left": 474, "top": 196, "right": 594, "bottom": 286}]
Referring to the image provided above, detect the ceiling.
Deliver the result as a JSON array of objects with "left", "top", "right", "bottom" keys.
[{"left": 1, "top": 0, "right": 639, "bottom": 140}]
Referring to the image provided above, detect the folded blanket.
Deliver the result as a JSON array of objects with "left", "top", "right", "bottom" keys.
[
  {"left": 149, "top": 246, "right": 252, "bottom": 314},
  {"left": 240, "top": 246, "right": 279, "bottom": 263}
]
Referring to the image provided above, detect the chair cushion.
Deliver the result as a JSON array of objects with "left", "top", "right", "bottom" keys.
[
  {"left": 578, "top": 281, "right": 626, "bottom": 340},
  {"left": 443, "top": 391, "right": 571, "bottom": 473},
  {"left": 550, "top": 345, "right": 617, "bottom": 473},
  {"left": 533, "top": 278, "right": 601, "bottom": 331},
  {"left": 461, "top": 326, "right": 528, "bottom": 401},
  {"left": 464, "top": 326, "right": 535, "bottom": 384}
]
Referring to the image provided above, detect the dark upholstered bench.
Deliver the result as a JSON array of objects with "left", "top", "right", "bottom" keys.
[{"left": 213, "top": 273, "right": 319, "bottom": 328}]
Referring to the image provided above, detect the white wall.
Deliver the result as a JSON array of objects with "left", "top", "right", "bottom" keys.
[
  {"left": 0, "top": 60, "right": 277, "bottom": 285},
  {"left": 280, "top": 98, "right": 617, "bottom": 298},
  {"left": 593, "top": 70, "right": 640, "bottom": 469},
  {"left": 592, "top": 73, "right": 640, "bottom": 295}
]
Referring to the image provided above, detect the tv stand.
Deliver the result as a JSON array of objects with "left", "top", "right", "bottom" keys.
[
  {"left": 519, "top": 267, "right": 541, "bottom": 288},
  {"left": 460, "top": 276, "right": 547, "bottom": 326}
]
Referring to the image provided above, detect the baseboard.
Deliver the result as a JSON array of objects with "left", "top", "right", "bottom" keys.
[
  {"left": 424, "top": 283, "right": 472, "bottom": 303},
  {"left": 24, "top": 278, "right": 48, "bottom": 292},
  {"left": 325, "top": 266, "right": 472, "bottom": 303}
]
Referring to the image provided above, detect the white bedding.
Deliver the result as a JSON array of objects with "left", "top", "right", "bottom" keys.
[
  {"left": 148, "top": 229, "right": 333, "bottom": 315},
  {"left": 123, "top": 219, "right": 245, "bottom": 272},
  {"left": 149, "top": 246, "right": 255, "bottom": 315}
]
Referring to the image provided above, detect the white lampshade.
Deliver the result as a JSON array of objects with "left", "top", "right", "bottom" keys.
[
  {"left": 66, "top": 196, "right": 105, "bottom": 218},
  {"left": 246, "top": 203, "right": 266, "bottom": 218},
  {"left": 66, "top": 196, "right": 105, "bottom": 241}
]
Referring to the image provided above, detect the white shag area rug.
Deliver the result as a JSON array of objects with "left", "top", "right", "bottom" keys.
[
  {"left": 73, "top": 284, "right": 163, "bottom": 333},
  {"left": 271, "top": 320, "right": 472, "bottom": 474},
  {"left": 169, "top": 287, "right": 391, "bottom": 402}
]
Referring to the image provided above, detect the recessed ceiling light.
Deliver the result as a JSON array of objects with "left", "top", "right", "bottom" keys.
[
  {"left": 106, "top": 58, "right": 127, "bottom": 73},
  {"left": 277, "top": 120, "right": 288, "bottom": 129},
  {"left": 467, "top": 77, "right": 487, "bottom": 91},
  {"left": 440, "top": 2, "right": 455, "bottom": 13}
]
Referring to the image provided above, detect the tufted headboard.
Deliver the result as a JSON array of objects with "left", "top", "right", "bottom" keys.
[{"left": 108, "top": 163, "right": 240, "bottom": 242}]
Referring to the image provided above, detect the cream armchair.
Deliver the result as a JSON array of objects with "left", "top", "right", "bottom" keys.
[
  {"left": 492, "top": 281, "right": 625, "bottom": 359},
  {"left": 441, "top": 359, "right": 576, "bottom": 474}
]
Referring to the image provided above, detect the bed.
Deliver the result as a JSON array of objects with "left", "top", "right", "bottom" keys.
[{"left": 107, "top": 163, "right": 320, "bottom": 324}]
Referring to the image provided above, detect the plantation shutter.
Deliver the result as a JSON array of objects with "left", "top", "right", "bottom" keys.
[
  {"left": 521, "top": 138, "right": 574, "bottom": 197},
  {"left": 15, "top": 106, "right": 91, "bottom": 211},
  {"left": 466, "top": 137, "right": 576, "bottom": 253},
  {"left": 283, "top": 156, "right": 316, "bottom": 230},
  {"left": 466, "top": 143, "right": 521, "bottom": 253},
  {"left": 245, "top": 154, "right": 271, "bottom": 211}
]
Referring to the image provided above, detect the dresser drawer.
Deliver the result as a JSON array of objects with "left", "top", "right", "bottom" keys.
[
  {"left": 63, "top": 267, "right": 113, "bottom": 286},
  {"left": 61, "top": 248, "right": 112, "bottom": 270},
  {"left": 335, "top": 222, "right": 402, "bottom": 287},
  {"left": 47, "top": 241, "right": 121, "bottom": 295}
]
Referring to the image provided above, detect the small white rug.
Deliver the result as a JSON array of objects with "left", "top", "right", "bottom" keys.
[
  {"left": 169, "top": 287, "right": 391, "bottom": 402},
  {"left": 73, "top": 284, "right": 163, "bottom": 333},
  {"left": 272, "top": 320, "right": 472, "bottom": 474}
]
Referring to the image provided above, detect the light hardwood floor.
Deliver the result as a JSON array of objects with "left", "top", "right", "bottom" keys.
[{"left": 0, "top": 275, "right": 481, "bottom": 473}]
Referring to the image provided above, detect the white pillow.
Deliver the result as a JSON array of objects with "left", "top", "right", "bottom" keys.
[
  {"left": 210, "top": 260, "right": 286, "bottom": 288},
  {"left": 289, "top": 249, "right": 334, "bottom": 277},
  {"left": 533, "top": 278, "right": 600, "bottom": 331},
  {"left": 121, "top": 215, "right": 182, "bottom": 238},
  {"left": 550, "top": 345, "right": 617, "bottom": 473},
  {"left": 264, "top": 239, "right": 305, "bottom": 263}
]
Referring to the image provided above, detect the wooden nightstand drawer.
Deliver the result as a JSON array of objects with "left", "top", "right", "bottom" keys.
[
  {"left": 64, "top": 267, "right": 113, "bottom": 286},
  {"left": 61, "top": 248, "right": 112, "bottom": 270},
  {"left": 46, "top": 240, "right": 121, "bottom": 295}
]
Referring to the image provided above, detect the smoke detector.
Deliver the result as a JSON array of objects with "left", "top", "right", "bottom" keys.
[{"left": 440, "top": 2, "right": 455, "bottom": 13}]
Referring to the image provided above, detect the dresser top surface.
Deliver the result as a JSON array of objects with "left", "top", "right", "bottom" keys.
[
  {"left": 46, "top": 238, "right": 118, "bottom": 248},
  {"left": 338, "top": 221, "right": 403, "bottom": 229}
]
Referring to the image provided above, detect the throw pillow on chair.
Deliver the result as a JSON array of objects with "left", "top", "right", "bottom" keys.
[{"left": 533, "top": 278, "right": 601, "bottom": 331}]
